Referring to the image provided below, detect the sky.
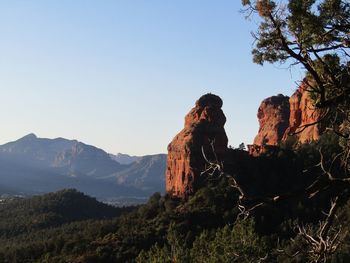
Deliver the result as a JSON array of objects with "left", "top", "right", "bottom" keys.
[{"left": 0, "top": 1, "right": 305, "bottom": 155}]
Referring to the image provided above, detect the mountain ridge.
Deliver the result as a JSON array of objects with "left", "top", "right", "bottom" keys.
[{"left": 0, "top": 134, "right": 166, "bottom": 202}]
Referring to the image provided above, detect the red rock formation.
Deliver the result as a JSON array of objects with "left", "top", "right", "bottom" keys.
[
  {"left": 247, "top": 144, "right": 280, "bottom": 157},
  {"left": 250, "top": 82, "right": 322, "bottom": 156},
  {"left": 253, "top": 95, "right": 290, "bottom": 146},
  {"left": 166, "top": 94, "right": 228, "bottom": 198},
  {"left": 282, "top": 82, "right": 321, "bottom": 143}
]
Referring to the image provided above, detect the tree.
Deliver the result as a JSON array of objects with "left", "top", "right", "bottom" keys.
[
  {"left": 241, "top": 0, "right": 349, "bottom": 103},
  {"left": 190, "top": 219, "right": 268, "bottom": 263},
  {"left": 238, "top": 142, "right": 246, "bottom": 151},
  {"left": 241, "top": 0, "right": 350, "bottom": 182},
  {"left": 241, "top": 1, "right": 350, "bottom": 260},
  {"left": 136, "top": 223, "right": 190, "bottom": 263}
]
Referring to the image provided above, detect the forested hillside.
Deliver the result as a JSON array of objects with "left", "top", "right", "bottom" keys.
[{"left": 1, "top": 133, "right": 350, "bottom": 262}]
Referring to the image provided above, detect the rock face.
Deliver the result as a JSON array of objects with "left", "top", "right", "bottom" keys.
[
  {"left": 247, "top": 144, "right": 280, "bottom": 157},
  {"left": 166, "top": 85, "right": 322, "bottom": 197},
  {"left": 166, "top": 94, "right": 228, "bottom": 198},
  {"left": 282, "top": 82, "right": 321, "bottom": 143},
  {"left": 250, "top": 82, "right": 322, "bottom": 156},
  {"left": 253, "top": 94, "right": 290, "bottom": 146}
]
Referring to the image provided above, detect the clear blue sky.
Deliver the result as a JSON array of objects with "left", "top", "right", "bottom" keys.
[{"left": 0, "top": 1, "right": 304, "bottom": 155}]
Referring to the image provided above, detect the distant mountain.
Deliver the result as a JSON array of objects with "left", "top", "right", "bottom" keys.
[
  {"left": 114, "top": 154, "right": 167, "bottom": 191},
  {"left": 0, "top": 134, "right": 166, "bottom": 201},
  {"left": 110, "top": 153, "right": 142, "bottom": 165},
  {"left": 0, "top": 133, "right": 125, "bottom": 174}
]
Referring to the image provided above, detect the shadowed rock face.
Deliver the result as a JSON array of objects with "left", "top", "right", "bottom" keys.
[
  {"left": 283, "top": 82, "right": 321, "bottom": 143},
  {"left": 166, "top": 94, "right": 228, "bottom": 198},
  {"left": 253, "top": 95, "right": 290, "bottom": 146}
]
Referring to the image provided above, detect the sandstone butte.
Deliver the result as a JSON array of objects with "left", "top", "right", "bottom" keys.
[
  {"left": 167, "top": 85, "right": 322, "bottom": 197},
  {"left": 166, "top": 93, "right": 228, "bottom": 198},
  {"left": 282, "top": 81, "right": 321, "bottom": 143},
  {"left": 249, "top": 82, "right": 321, "bottom": 156},
  {"left": 253, "top": 94, "right": 290, "bottom": 146}
]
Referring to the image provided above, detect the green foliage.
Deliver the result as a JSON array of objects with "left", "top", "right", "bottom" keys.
[
  {"left": 0, "top": 189, "right": 128, "bottom": 239},
  {"left": 1, "top": 138, "right": 350, "bottom": 262},
  {"left": 0, "top": 3, "right": 349, "bottom": 262},
  {"left": 0, "top": 189, "right": 135, "bottom": 263},
  {"left": 0, "top": 181, "right": 238, "bottom": 263},
  {"left": 190, "top": 219, "right": 268, "bottom": 263},
  {"left": 243, "top": 0, "right": 350, "bottom": 129},
  {"left": 245, "top": 0, "right": 350, "bottom": 64},
  {"left": 243, "top": 1, "right": 350, "bottom": 186},
  {"left": 136, "top": 244, "right": 172, "bottom": 263},
  {"left": 137, "top": 219, "right": 268, "bottom": 263}
]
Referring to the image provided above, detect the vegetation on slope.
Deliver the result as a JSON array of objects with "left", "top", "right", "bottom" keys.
[{"left": 0, "top": 133, "right": 350, "bottom": 262}]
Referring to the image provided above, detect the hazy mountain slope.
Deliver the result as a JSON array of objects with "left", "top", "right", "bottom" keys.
[
  {"left": 114, "top": 154, "right": 167, "bottom": 191},
  {"left": 0, "top": 133, "right": 75, "bottom": 168},
  {"left": 0, "top": 157, "right": 143, "bottom": 197},
  {"left": 0, "top": 134, "right": 126, "bottom": 176},
  {"left": 110, "top": 153, "right": 142, "bottom": 165},
  {"left": 53, "top": 141, "right": 126, "bottom": 178},
  {"left": 0, "top": 134, "right": 166, "bottom": 199}
]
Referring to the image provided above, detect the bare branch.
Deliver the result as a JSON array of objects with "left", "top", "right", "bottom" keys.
[{"left": 293, "top": 197, "right": 347, "bottom": 263}]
